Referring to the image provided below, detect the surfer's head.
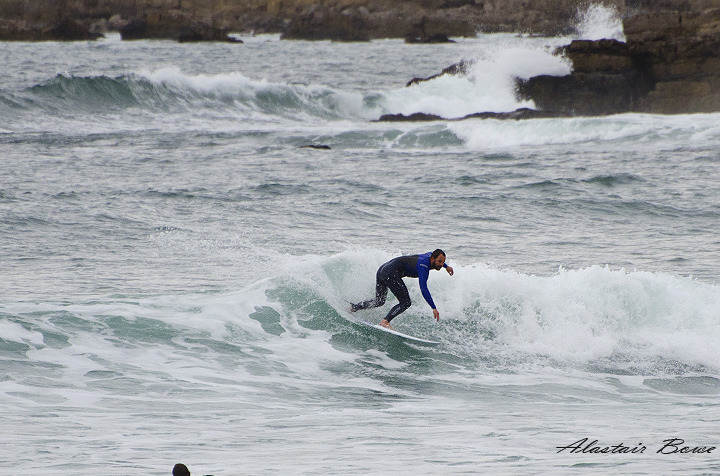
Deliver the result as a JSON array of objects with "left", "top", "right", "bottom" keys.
[
  {"left": 430, "top": 249, "right": 446, "bottom": 270},
  {"left": 173, "top": 464, "right": 191, "bottom": 476}
]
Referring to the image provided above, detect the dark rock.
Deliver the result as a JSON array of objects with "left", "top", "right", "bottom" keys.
[
  {"left": 440, "top": 0, "right": 477, "bottom": 8},
  {"left": 0, "top": 0, "right": 629, "bottom": 41},
  {"left": 516, "top": 71, "right": 653, "bottom": 116},
  {"left": 375, "top": 108, "right": 566, "bottom": 122},
  {"left": 516, "top": 3, "right": 720, "bottom": 115},
  {"left": 282, "top": 3, "right": 479, "bottom": 41},
  {"left": 462, "top": 108, "right": 567, "bottom": 120},
  {"left": 282, "top": 11, "right": 371, "bottom": 42},
  {"left": 561, "top": 39, "right": 633, "bottom": 73},
  {"left": 119, "top": 19, "right": 147, "bottom": 41},
  {"left": 50, "top": 18, "right": 104, "bottom": 41},
  {"left": 405, "top": 33, "right": 455, "bottom": 43},
  {"left": 375, "top": 112, "right": 445, "bottom": 122},
  {"left": 177, "top": 25, "right": 242, "bottom": 43},
  {"left": 406, "top": 60, "right": 474, "bottom": 86},
  {"left": 404, "top": 15, "right": 461, "bottom": 43},
  {"left": 300, "top": 144, "right": 332, "bottom": 150},
  {"left": 120, "top": 17, "right": 239, "bottom": 43},
  {"left": 0, "top": 18, "right": 102, "bottom": 41},
  {"left": 0, "top": 1, "right": 629, "bottom": 42},
  {"left": 0, "top": 20, "right": 37, "bottom": 41}
]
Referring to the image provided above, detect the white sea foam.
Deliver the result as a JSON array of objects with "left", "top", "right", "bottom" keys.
[
  {"left": 446, "top": 263, "right": 720, "bottom": 370},
  {"left": 447, "top": 112, "right": 720, "bottom": 150},
  {"left": 381, "top": 41, "right": 571, "bottom": 117},
  {"left": 375, "top": 6, "right": 623, "bottom": 118},
  {"left": 575, "top": 3, "right": 625, "bottom": 41},
  {"left": 0, "top": 319, "right": 44, "bottom": 347}
]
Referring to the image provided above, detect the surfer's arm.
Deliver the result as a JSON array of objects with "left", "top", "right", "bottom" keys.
[
  {"left": 418, "top": 266, "right": 437, "bottom": 310},
  {"left": 444, "top": 263, "right": 454, "bottom": 276}
]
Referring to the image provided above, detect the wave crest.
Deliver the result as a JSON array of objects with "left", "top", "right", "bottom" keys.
[
  {"left": 248, "top": 251, "right": 720, "bottom": 375},
  {"left": 21, "top": 69, "right": 370, "bottom": 120}
]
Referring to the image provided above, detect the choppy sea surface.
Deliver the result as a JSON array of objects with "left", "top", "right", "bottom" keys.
[{"left": 2, "top": 17, "right": 720, "bottom": 476}]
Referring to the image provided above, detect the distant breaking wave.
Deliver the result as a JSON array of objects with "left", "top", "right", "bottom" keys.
[
  {"left": 4, "top": 64, "right": 720, "bottom": 153},
  {"left": 14, "top": 69, "right": 372, "bottom": 121},
  {"left": 9, "top": 36, "right": 572, "bottom": 123}
]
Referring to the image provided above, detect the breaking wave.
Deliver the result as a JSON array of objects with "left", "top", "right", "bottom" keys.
[
  {"left": 14, "top": 69, "right": 371, "bottom": 121},
  {"left": 5, "top": 250, "right": 718, "bottom": 385}
]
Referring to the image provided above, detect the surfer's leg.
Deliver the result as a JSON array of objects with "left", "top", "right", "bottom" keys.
[
  {"left": 384, "top": 278, "right": 411, "bottom": 323},
  {"left": 351, "top": 278, "right": 388, "bottom": 311}
]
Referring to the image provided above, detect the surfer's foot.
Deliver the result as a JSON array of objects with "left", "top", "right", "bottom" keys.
[
  {"left": 350, "top": 303, "right": 359, "bottom": 313},
  {"left": 379, "top": 319, "right": 394, "bottom": 330}
]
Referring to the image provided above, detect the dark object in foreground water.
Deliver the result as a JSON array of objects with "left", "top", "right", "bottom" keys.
[{"left": 300, "top": 144, "right": 331, "bottom": 150}]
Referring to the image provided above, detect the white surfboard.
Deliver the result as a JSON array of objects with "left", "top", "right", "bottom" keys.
[{"left": 358, "top": 320, "right": 440, "bottom": 345}]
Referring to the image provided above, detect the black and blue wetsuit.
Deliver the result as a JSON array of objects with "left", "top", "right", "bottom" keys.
[{"left": 352, "top": 252, "right": 447, "bottom": 322}]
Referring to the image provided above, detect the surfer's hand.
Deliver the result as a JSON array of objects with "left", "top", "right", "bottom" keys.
[
  {"left": 433, "top": 309, "right": 440, "bottom": 322},
  {"left": 446, "top": 266, "right": 454, "bottom": 276}
]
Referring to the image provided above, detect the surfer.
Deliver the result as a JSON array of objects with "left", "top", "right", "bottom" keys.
[{"left": 350, "top": 249, "right": 454, "bottom": 329}]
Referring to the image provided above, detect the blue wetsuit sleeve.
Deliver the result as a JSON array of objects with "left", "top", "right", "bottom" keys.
[{"left": 417, "top": 264, "right": 437, "bottom": 309}]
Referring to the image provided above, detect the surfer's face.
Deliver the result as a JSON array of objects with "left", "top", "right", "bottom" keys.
[{"left": 430, "top": 254, "right": 445, "bottom": 270}]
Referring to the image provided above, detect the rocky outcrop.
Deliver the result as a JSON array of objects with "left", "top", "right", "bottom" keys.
[
  {"left": 404, "top": 16, "right": 456, "bottom": 43},
  {"left": 376, "top": 108, "right": 566, "bottom": 122},
  {"left": 280, "top": 8, "right": 372, "bottom": 41},
  {"left": 625, "top": 5, "right": 720, "bottom": 113},
  {"left": 406, "top": 60, "right": 474, "bottom": 86},
  {"left": 279, "top": 2, "right": 480, "bottom": 41},
  {"left": 279, "top": 0, "right": 608, "bottom": 41},
  {"left": 516, "top": 39, "right": 654, "bottom": 115},
  {"left": 0, "top": 0, "right": 622, "bottom": 42},
  {"left": 119, "top": 16, "right": 241, "bottom": 43},
  {"left": 0, "top": 0, "right": 243, "bottom": 42},
  {"left": 517, "top": 1, "right": 720, "bottom": 115},
  {"left": 379, "top": 0, "right": 720, "bottom": 119},
  {"left": 0, "top": 18, "right": 102, "bottom": 41}
]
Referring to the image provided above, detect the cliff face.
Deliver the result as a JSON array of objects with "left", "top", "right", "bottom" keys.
[
  {"left": 0, "top": 0, "right": 255, "bottom": 41},
  {"left": 277, "top": 0, "right": 624, "bottom": 41},
  {"left": 0, "top": 0, "right": 622, "bottom": 41},
  {"left": 517, "top": 0, "right": 720, "bottom": 114}
]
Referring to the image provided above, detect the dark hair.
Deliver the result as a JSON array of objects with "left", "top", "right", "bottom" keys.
[
  {"left": 173, "top": 463, "right": 191, "bottom": 476},
  {"left": 431, "top": 249, "right": 446, "bottom": 260}
]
